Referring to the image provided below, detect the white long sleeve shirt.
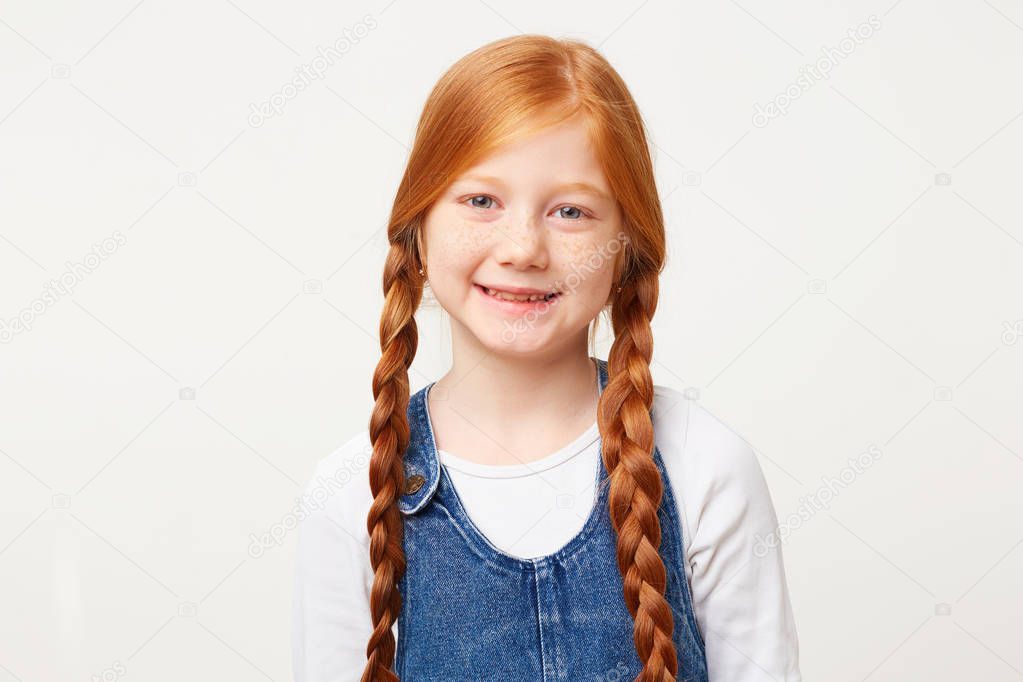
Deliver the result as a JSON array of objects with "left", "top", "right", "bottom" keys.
[{"left": 291, "top": 383, "right": 802, "bottom": 681}]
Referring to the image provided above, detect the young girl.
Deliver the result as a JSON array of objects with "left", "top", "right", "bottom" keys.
[{"left": 292, "top": 35, "right": 801, "bottom": 681}]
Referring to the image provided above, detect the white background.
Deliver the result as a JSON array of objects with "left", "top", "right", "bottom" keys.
[{"left": 1, "top": 1, "right": 1022, "bottom": 680}]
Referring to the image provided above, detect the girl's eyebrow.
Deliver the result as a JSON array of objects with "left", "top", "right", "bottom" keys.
[
  {"left": 455, "top": 175, "right": 612, "bottom": 202},
  {"left": 552, "top": 181, "right": 613, "bottom": 203}
]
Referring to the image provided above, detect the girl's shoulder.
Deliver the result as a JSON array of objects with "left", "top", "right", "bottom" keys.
[
  {"left": 651, "top": 384, "right": 779, "bottom": 558},
  {"left": 651, "top": 384, "right": 771, "bottom": 495}
]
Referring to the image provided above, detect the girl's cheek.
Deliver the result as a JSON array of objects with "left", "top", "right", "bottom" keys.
[
  {"left": 432, "top": 219, "right": 489, "bottom": 266},
  {"left": 553, "top": 232, "right": 615, "bottom": 279}
]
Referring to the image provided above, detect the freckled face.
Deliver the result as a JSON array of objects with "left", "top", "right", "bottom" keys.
[{"left": 422, "top": 114, "right": 623, "bottom": 356}]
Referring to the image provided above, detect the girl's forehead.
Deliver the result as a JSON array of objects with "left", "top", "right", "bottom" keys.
[
  {"left": 479, "top": 116, "right": 597, "bottom": 164},
  {"left": 450, "top": 137, "right": 612, "bottom": 197}
]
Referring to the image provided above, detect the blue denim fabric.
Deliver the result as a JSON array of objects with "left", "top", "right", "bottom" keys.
[{"left": 395, "top": 357, "right": 709, "bottom": 681}]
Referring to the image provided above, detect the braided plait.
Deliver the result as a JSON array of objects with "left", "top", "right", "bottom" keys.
[
  {"left": 360, "top": 243, "right": 424, "bottom": 682},
  {"left": 598, "top": 269, "right": 678, "bottom": 682}
]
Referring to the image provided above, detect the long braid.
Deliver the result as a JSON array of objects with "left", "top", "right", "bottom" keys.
[
  {"left": 360, "top": 243, "right": 423, "bottom": 682},
  {"left": 598, "top": 269, "right": 678, "bottom": 682}
]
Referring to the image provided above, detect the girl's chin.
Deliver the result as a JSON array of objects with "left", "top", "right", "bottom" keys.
[{"left": 468, "top": 323, "right": 556, "bottom": 352}]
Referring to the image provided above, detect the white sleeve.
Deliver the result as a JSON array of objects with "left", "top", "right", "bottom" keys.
[
  {"left": 656, "top": 392, "right": 802, "bottom": 681},
  {"left": 291, "top": 434, "right": 377, "bottom": 682}
]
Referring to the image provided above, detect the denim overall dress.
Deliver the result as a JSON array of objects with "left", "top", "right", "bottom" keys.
[{"left": 394, "top": 357, "right": 709, "bottom": 681}]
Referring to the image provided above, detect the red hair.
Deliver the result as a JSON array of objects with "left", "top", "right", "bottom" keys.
[{"left": 362, "top": 34, "right": 673, "bottom": 681}]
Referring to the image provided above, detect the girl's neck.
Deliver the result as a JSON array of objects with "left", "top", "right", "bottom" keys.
[{"left": 428, "top": 346, "right": 600, "bottom": 466}]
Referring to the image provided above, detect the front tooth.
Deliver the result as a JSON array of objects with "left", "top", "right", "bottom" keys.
[{"left": 487, "top": 288, "right": 535, "bottom": 302}]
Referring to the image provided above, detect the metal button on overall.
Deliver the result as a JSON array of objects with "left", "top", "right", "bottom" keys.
[{"left": 403, "top": 473, "right": 425, "bottom": 495}]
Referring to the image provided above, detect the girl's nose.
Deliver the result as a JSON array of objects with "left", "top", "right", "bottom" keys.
[{"left": 491, "top": 214, "right": 549, "bottom": 270}]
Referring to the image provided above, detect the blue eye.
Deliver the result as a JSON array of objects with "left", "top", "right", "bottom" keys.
[
  {"left": 468, "top": 195, "right": 494, "bottom": 209},
  {"left": 557, "top": 206, "right": 584, "bottom": 220}
]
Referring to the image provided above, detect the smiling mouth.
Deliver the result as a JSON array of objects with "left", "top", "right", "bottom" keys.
[{"left": 475, "top": 284, "right": 560, "bottom": 303}]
